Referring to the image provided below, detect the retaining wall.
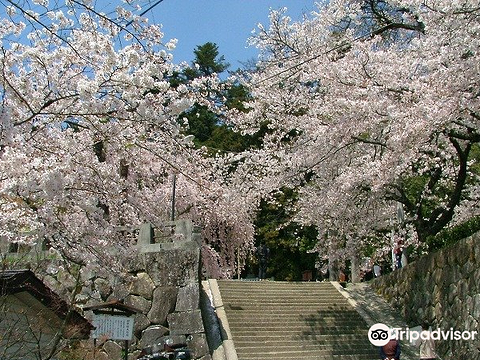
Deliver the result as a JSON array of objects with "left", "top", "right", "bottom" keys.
[
  {"left": 3, "top": 220, "right": 211, "bottom": 360},
  {"left": 371, "top": 232, "right": 480, "bottom": 360}
]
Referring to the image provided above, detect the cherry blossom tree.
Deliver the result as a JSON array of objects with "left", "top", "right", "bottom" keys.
[
  {"left": 0, "top": 0, "right": 256, "bottom": 277},
  {"left": 228, "top": 0, "right": 480, "bottom": 265}
]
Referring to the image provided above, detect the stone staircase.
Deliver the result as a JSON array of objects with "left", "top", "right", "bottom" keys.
[{"left": 216, "top": 280, "right": 378, "bottom": 360}]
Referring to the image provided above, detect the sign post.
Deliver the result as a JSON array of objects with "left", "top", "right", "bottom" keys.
[{"left": 84, "top": 300, "right": 141, "bottom": 360}]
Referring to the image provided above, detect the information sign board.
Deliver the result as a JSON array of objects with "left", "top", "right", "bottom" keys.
[{"left": 92, "top": 314, "right": 134, "bottom": 340}]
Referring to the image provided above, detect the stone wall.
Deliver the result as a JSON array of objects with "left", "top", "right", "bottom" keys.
[
  {"left": 88, "top": 221, "right": 210, "bottom": 360},
  {"left": 371, "top": 232, "right": 480, "bottom": 360},
  {"left": 5, "top": 220, "right": 211, "bottom": 360}
]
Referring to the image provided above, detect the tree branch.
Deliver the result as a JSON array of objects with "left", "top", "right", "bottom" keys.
[{"left": 351, "top": 135, "right": 388, "bottom": 148}]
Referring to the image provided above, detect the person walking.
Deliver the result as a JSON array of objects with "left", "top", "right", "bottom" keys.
[
  {"left": 257, "top": 243, "right": 270, "bottom": 280},
  {"left": 418, "top": 322, "right": 437, "bottom": 360}
]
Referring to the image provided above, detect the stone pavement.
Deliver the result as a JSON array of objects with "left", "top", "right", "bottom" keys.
[{"left": 340, "top": 281, "right": 420, "bottom": 360}]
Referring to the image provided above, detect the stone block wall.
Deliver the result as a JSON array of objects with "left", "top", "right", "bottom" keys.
[
  {"left": 371, "top": 232, "right": 480, "bottom": 360},
  {"left": 32, "top": 220, "right": 210, "bottom": 360}
]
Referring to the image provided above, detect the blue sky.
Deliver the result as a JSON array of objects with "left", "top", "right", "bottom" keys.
[
  {"left": 147, "top": 0, "right": 319, "bottom": 70},
  {"left": 0, "top": 1, "right": 318, "bottom": 71}
]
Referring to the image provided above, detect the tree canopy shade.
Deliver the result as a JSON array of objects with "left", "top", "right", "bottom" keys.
[{"left": 252, "top": 188, "right": 318, "bottom": 281}]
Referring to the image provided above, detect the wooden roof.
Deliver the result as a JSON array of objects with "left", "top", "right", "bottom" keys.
[
  {"left": 0, "top": 269, "right": 93, "bottom": 339},
  {"left": 83, "top": 299, "right": 142, "bottom": 316}
]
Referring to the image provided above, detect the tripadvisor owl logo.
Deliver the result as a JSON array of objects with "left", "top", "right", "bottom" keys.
[
  {"left": 368, "top": 323, "right": 392, "bottom": 346},
  {"left": 367, "top": 322, "right": 478, "bottom": 346}
]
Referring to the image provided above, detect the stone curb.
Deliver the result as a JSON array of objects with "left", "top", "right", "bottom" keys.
[
  {"left": 208, "top": 279, "right": 238, "bottom": 360},
  {"left": 201, "top": 279, "right": 238, "bottom": 360}
]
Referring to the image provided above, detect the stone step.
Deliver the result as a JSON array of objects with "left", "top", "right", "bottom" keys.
[
  {"left": 223, "top": 305, "right": 355, "bottom": 312},
  {"left": 226, "top": 316, "right": 367, "bottom": 326},
  {"left": 221, "top": 299, "right": 350, "bottom": 305},
  {"left": 216, "top": 280, "right": 378, "bottom": 360},
  {"left": 221, "top": 300, "right": 354, "bottom": 306},
  {"left": 228, "top": 325, "right": 369, "bottom": 334},
  {"left": 222, "top": 298, "right": 349, "bottom": 304},
  {"left": 231, "top": 331, "right": 370, "bottom": 338},
  {"left": 224, "top": 309, "right": 364, "bottom": 317},
  {"left": 218, "top": 280, "right": 333, "bottom": 286},
  {"left": 219, "top": 286, "right": 345, "bottom": 292},
  {"left": 234, "top": 337, "right": 374, "bottom": 345},
  {"left": 232, "top": 354, "right": 377, "bottom": 360},
  {"left": 236, "top": 346, "right": 377, "bottom": 356},
  {"left": 236, "top": 350, "right": 377, "bottom": 357},
  {"left": 230, "top": 332, "right": 368, "bottom": 338},
  {"left": 233, "top": 337, "right": 374, "bottom": 347},
  {"left": 231, "top": 334, "right": 375, "bottom": 345},
  {"left": 221, "top": 292, "right": 346, "bottom": 297},
  {"left": 229, "top": 315, "right": 368, "bottom": 324},
  {"left": 221, "top": 296, "right": 348, "bottom": 302},
  {"left": 222, "top": 300, "right": 352, "bottom": 305},
  {"left": 225, "top": 312, "right": 366, "bottom": 320},
  {"left": 218, "top": 288, "right": 344, "bottom": 297},
  {"left": 219, "top": 284, "right": 343, "bottom": 290}
]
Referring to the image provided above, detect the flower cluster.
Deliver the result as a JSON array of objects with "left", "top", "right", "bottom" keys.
[
  {"left": 0, "top": 1, "right": 256, "bottom": 277},
  {"left": 227, "top": 0, "right": 480, "bottom": 262}
]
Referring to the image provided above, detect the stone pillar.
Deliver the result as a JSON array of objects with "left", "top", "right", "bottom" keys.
[
  {"left": 137, "top": 220, "right": 209, "bottom": 359},
  {"left": 139, "top": 223, "right": 154, "bottom": 245}
]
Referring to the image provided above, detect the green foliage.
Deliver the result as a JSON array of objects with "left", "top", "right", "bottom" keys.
[
  {"left": 225, "top": 83, "right": 251, "bottom": 111},
  {"left": 203, "top": 125, "right": 251, "bottom": 153},
  {"left": 169, "top": 43, "right": 229, "bottom": 85},
  {"left": 253, "top": 188, "right": 318, "bottom": 281},
  {"left": 185, "top": 42, "right": 229, "bottom": 78},
  {"left": 194, "top": 42, "right": 229, "bottom": 75},
  {"left": 183, "top": 104, "right": 218, "bottom": 143},
  {"left": 468, "top": 143, "right": 480, "bottom": 178},
  {"left": 175, "top": 42, "right": 265, "bottom": 154},
  {"left": 426, "top": 215, "right": 480, "bottom": 251}
]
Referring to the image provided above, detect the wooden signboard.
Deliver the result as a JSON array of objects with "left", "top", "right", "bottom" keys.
[{"left": 92, "top": 314, "right": 134, "bottom": 341}]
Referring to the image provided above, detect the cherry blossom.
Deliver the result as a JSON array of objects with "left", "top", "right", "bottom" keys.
[
  {"left": 0, "top": 1, "right": 256, "bottom": 276},
  {"left": 229, "top": 0, "right": 480, "bottom": 264}
]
